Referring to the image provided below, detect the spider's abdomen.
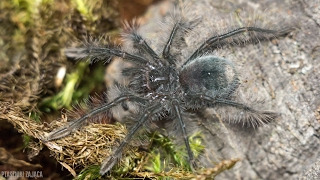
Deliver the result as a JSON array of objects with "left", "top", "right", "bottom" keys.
[{"left": 179, "top": 56, "right": 238, "bottom": 94}]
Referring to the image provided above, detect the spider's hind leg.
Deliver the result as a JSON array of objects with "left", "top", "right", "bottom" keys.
[
  {"left": 197, "top": 94, "right": 278, "bottom": 127},
  {"left": 185, "top": 26, "right": 294, "bottom": 66},
  {"left": 215, "top": 98, "right": 279, "bottom": 127}
]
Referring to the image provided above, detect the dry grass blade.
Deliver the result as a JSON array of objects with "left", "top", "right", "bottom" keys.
[{"left": 0, "top": 101, "right": 138, "bottom": 176}]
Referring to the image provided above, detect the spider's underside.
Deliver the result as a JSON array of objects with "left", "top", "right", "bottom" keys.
[{"left": 45, "top": 16, "right": 293, "bottom": 175}]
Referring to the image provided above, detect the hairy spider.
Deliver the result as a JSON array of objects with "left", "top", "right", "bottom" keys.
[{"left": 45, "top": 13, "right": 293, "bottom": 175}]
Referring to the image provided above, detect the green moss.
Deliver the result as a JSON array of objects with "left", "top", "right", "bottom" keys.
[
  {"left": 40, "top": 62, "right": 88, "bottom": 111},
  {"left": 145, "top": 131, "right": 205, "bottom": 173},
  {"left": 75, "top": 165, "right": 101, "bottom": 180}
]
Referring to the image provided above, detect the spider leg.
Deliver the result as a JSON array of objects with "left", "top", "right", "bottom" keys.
[
  {"left": 100, "top": 103, "right": 162, "bottom": 175},
  {"left": 162, "top": 20, "right": 198, "bottom": 65},
  {"left": 215, "top": 99, "right": 278, "bottom": 125},
  {"left": 129, "top": 32, "right": 162, "bottom": 66},
  {"left": 172, "top": 100, "right": 195, "bottom": 171},
  {"left": 201, "top": 95, "right": 278, "bottom": 125},
  {"left": 45, "top": 94, "right": 146, "bottom": 141},
  {"left": 184, "top": 27, "right": 294, "bottom": 66},
  {"left": 187, "top": 93, "right": 280, "bottom": 127},
  {"left": 199, "top": 94, "right": 257, "bottom": 112},
  {"left": 162, "top": 23, "right": 180, "bottom": 65},
  {"left": 65, "top": 46, "right": 150, "bottom": 65}
]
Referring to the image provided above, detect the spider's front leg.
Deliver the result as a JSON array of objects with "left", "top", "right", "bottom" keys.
[
  {"left": 44, "top": 94, "right": 146, "bottom": 141},
  {"left": 100, "top": 103, "right": 162, "bottom": 175},
  {"left": 65, "top": 44, "right": 149, "bottom": 65}
]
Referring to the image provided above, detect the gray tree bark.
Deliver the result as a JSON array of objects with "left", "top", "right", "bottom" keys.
[{"left": 137, "top": 0, "right": 320, "bottom": 179}]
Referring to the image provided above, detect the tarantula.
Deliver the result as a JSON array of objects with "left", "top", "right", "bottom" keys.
[{"left": 45, "top": 14, "right": 293, "bottom": 175}]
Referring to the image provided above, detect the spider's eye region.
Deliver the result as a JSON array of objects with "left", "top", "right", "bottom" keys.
[{"left": 179, "top": 56, "right": 237, "bottom": 92}]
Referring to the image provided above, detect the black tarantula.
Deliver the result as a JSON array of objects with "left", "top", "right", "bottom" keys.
[{"left": 45, "top": 11, "right": 293, "bottom": 175}]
